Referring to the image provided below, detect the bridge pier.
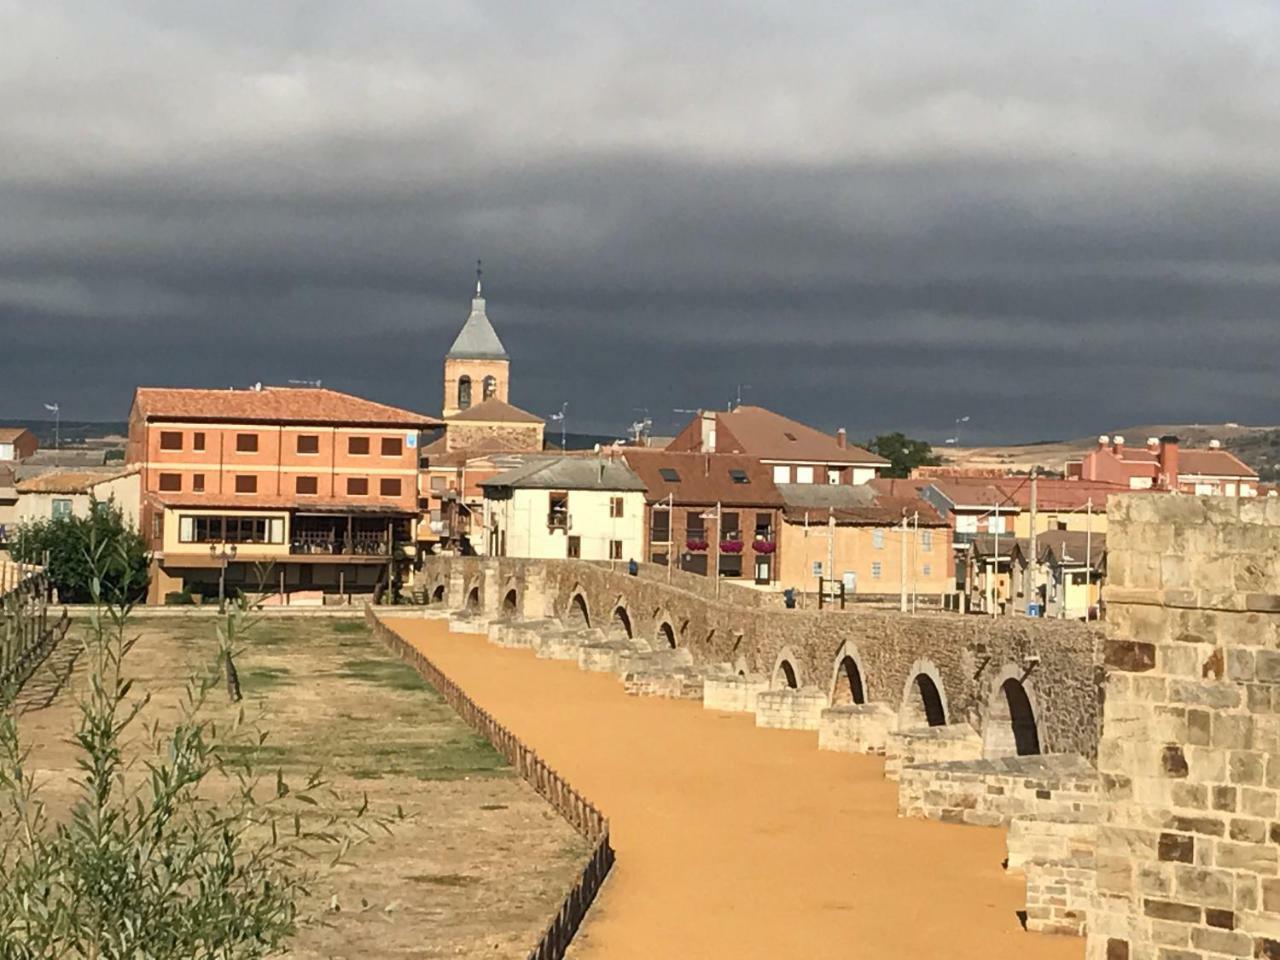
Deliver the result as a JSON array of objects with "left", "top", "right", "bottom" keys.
[{"left": 817, "top": 702, "right": 899, "bottom": 754}]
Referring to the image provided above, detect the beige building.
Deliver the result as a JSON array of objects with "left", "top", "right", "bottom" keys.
[
  {"left": 14, "top": 468, "right": 141, "bottom": 527},
  {"left": 481, "top": 457, "right": 646, "bottom": 562},
  {"left": 775, "top": 484, "right": 953, "bottom": 600}
]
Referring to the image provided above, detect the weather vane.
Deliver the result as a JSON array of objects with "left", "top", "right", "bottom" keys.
[{"left": 475, "top": 258, "right": 483, "bottom": 295}]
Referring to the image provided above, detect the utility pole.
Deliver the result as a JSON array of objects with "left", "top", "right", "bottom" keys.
[
  {"left": 666, "top": 492, "right": 674, "bottom": 583},
  {"left": 899, "top": 513, "right": 908, "bottom": 613},
  {"left": 827, "top": 506, "right": 835, "bottom": 603},
  {"left": 1027, "top": 469, "right": 1038, "bottom": 616},
  {"left": 991, "top": 501, "right": 999, "bottom": 619},
  {"left": 1085, "top": 497, "right": 1093, "bottom": 618},
  {"left": 911, "top": 510, "right": 919, "bottom": 614}
]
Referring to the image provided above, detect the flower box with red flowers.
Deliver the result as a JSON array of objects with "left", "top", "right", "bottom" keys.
[
  {"left": 751, "top": 540, "right": 777, "bottom": 554},
  {"left": 686, "top": 538, "right": 709, "bottom": 552},
  {"left": 719, "top": 539, "right": 744, "bottom": 554}
]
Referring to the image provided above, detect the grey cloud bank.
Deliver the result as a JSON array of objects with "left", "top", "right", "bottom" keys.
[{"left": 2, "top": 1, "right": 1279, "bottom": 443}]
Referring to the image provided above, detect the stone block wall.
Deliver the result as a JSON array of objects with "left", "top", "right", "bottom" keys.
[
  {"left": 703, "top": 674, "right": 770, "bottom": 713},
  {"left": 883, "top": 725, "right": 984, "bottom": 780},
  {"left": 1088, "top": 495, "right": 1280, "bottom": 960},
  {"left": 896, "top": 754, "right": 1101, "bottom": 826},
  {"left": 1026, "top": 854, "right": 1095, "bottom": 937},
  {"left": 1008, "top": 815, "right": 1099, "bottom": 872},
  {"left": 817, "top": 703, "right": 898, "bottom": 754},
  {"left": 754, "top": 688, "right": 829, "bottom": 730}
]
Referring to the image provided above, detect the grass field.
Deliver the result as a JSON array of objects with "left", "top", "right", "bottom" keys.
[{"left": 15, "top": 614, "right": 589, "bottom": 959}]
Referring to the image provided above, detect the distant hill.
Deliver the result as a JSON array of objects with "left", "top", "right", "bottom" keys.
[{"left": 942, "top": 423, "right": 1280, "bottom": 479}]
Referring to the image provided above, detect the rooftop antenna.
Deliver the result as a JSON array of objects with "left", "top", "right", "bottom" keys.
[
  {"left": 475, "top": 258, "right": 483, "bottom": 296},
  {"left": 548, "top": 402, "right": 568, "bottom": 450}
]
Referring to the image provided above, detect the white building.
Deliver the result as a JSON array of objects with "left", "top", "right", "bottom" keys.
[
  {"left": 480, "top": 457, "right": 646, "bottom": 562},
  {"left": 14, "top": 468, "right": 141, "bottom": 528}
]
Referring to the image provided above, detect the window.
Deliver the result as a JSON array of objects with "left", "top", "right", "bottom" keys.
[
  {"left": 52, "top": 498, "right": 72, "bottom": 519},
  {"left": 236, "top": 433, "right": 258, "bottom": 453},
  {"left": 812, "top": 560, "right": 823, "bottom": 577},
  {"left": 718, "top": 552, "right": 742, "bottom": 577},
  {"left": 772, "top": 465, "right": 791, "bottom": 483},
  {"left": 872, "top": 561, "right": 882, "bottom": 579},
  {"left": 873, "top": 528, "right": 885, "bottom": 549},
  {"left": 160, "top": 431, "right": 183, "bottom": 451},
  {"left": 151, "top": 513, "right": 163, "bottom": 540},
  {"left": 457, "top": 375, "right": 472, "bottom": 410},
  {"left": 922, "top": 530, "right": 933, "bottom": 551},
  {"left": 297, "top": 434, "right": 319, "bottom": 455},
  {"left": 609, "top": 540, "right": 623, "bottom": 560},
  {"left": 548, "top": 492, "right": 569, "bottom": 530},
  {"left": 193, "top": 474, "right": 205, "bottom": 493},
  {"left": 686, "top": 509, "right": 705, "bottom": 540},
  {"left": 795, "top": 466, "right": 815, "bottom": 484},
  {"left": 193, "top": 432, "right": 205, "bottom": 452},
  {"left": 158, "top": 473, "right": 181, "bottom": 492},
  {"left": 659, "top": 467, "right": 680, "bottom": 483},
  {"left": 380, "top": 437, "right": 402, "bottom": 457},
  {"left": 729, "top": 469, "right": 749, "bottom": 484},
  {"left": 988, "top": 514, "right": 1007, "bottom": 534},
  {"left": 380, "top": 478, "right": 402, "bottom": 497},
  {"left": 296, "top": 476, "right": 318, "bottom": 495},
  {"left": 755, "top": 512, "right": 772, "bottom": 538},
  {"left": 234, "top": 475, "right": 257, "bottom": 494},
  {"left": 348, "top": 436, "right": 370, "bottom": 456},
  {"left": 923, "top": 564, "right": 932, "bottom": 577},
  {"left": 827, "top": 467, "right": 842, "bottom": 484},
  {"left": 567, "top": 535, "right": 581, "bottom": 558},
  {"left": 651, "top": 509, "right": 671, "bottom": 542},
  {"left": 610, "top": 496, "right": 624, "bottom": 518},
  {"left": 482, "top": 375, "right": 497, "bottom": 401},
  {"left": 430, "top": 476, "right": 446, "bottom": 492},
  {"left": 955, "top": 514, "right": 978, "bottom": 535},
  {"left": 721, "top": 511, "right": 740, "bottom": 536},
  {"left": 347, "top": 477, "right": 368, "bottom": 496}
]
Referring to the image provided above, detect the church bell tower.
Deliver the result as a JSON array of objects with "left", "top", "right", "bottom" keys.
[{"left": 442, "top": 262, "right": 510, "bottom": 418}]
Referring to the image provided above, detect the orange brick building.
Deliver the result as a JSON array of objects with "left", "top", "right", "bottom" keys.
[{"left": 128, "top": 386, "right": 438, "bottom": 604}]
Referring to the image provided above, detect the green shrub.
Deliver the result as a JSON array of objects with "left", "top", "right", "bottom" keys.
[{"left": 10, "top": 495, "right": 149, "bottom": 603}]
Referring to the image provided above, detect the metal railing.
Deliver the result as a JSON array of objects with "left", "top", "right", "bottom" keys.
[{"left": 366, "top": 610, "right": 613, "bottom": 960}]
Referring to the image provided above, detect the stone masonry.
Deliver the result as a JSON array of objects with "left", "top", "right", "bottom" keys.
[{"left": 1088, "top": 495, "right": 1280, "bottom": 960}]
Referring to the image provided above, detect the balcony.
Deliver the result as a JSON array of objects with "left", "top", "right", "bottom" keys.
[
  {"left": 547, "top": 509, "right": 570, "bottom": 532},
  {"left": 291, "top": 517, "right": 408, "bottom": 557}
]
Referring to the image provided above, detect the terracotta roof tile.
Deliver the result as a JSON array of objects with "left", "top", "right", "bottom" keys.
[
  {"left": 16, "top": 467, "right": 136, "bottom": 494},
  {"left": 445, "top": 397, "right": 544, "bottom": 424},
  {"left": 674, "top": 406, "right": 888, "bottom": 465},
  {"left": 622, "top": 450, "right": 784, "bottom": 506},
  {"left": 0, "top": 427, "right": 34, "bottom": 443},
  {"left": 133, "top": 387, "right": 439, "bottom": 427}
]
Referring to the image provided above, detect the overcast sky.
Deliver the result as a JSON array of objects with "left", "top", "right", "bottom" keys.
[{"left": 3, "top": 1, "right": 1279, "bottom": 444}]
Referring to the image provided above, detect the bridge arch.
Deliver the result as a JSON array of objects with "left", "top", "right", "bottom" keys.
[
  {"left": 829, "top": 642, "right": 868, "bottom": 706},
  {"left": 464, "top": 584, "right": 481, "bottom": 613},
  {"left": 430, "top": 582, "right": 445, "bottom": 604},
  {"left": 501, "top": 588, "right": 518, "bottom": 617},
  {"left": 983, "top": 665, "right": 1042, "bottom": 757},
  {"left": 900, "top": 659, "right": 948, "bottom": 728},
  {"left": 771, "top": 647, "right": 803, "bottom": 690},
  {"left": 655, "top": 620, "right": 677, "bottom": 649},
  {"left": 610, "top": 604, "right": 634, "bottom": 640},
  {"left": 565, "top": 590, "right": 591, "bottom": 629}
]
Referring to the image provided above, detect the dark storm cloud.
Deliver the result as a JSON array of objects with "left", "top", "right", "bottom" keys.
[{"left": 2, "top": 1, "right": 1280, "bottom": 442}]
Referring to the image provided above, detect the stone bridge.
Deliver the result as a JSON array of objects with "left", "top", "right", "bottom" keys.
[
  {"left": 414, "top": 493, "right": 1280, "bottom": 953},
  {"left": 420, "top": 554, "right": 1104, "bottom": 762}
]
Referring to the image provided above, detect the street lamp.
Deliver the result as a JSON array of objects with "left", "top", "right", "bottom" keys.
[
  {"left": 209, "top": 542, "right": 238, "bottom": 613},
  {"left": 954, "top": 415, "right": 971, "bottom": 447}
]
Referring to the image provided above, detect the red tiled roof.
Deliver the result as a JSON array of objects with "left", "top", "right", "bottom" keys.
[
  {"left": 1178, "top": 449, "right": 1257, "bottom": 478},
  {"left": 16, "top": 468, "right": 136, "bottom": 494},
  {"left": 673, "top": 406, "right": 888, "bottom": 465},
  {"left": 445, "top": 397, "right": 544, "bottom": 425},
  {"left": 622, "top": 450, "right": 784, "bottom": 506},
  {"left": 132, "top": 387, "right": 439, "bottom": 428},
  {"left": 0, "top": 427, "right": 34, "bottom": 443}
]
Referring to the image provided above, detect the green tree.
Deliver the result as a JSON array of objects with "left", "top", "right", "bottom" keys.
[
  {"left": 867, "top": 432, "right": 943, "bottom": 479},
  {"left": 10, "top": 496, "right": 149, "bottom": 604},
  {"left": 0, "top": 541, "right": 384, "bottom": 959}
]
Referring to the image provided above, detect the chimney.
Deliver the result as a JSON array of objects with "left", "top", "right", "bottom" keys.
[
  {"left": 836, "top": 428, "right": 847, "bottom": 449},
  {"left": 1112, "top": 435, "right": 1126, "bottom": 456},
  {"left": 700, "top": 411, "right": 717, "bottom": 453},
  {"left": 1097, "top": 434, "right": 1110, "bottom": 450},
  {"left": 1158, "top": 435, "right": 1180, "bottom": 490}
]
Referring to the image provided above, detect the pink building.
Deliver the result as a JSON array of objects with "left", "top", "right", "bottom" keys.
[{"left": 1067, "top": 435, "right": 1258, "bottom": 496}]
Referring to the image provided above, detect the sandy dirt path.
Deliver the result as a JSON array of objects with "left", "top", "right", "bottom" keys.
[{"left": 388, "top": 617, "right": 1084, "bottom": 960}]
